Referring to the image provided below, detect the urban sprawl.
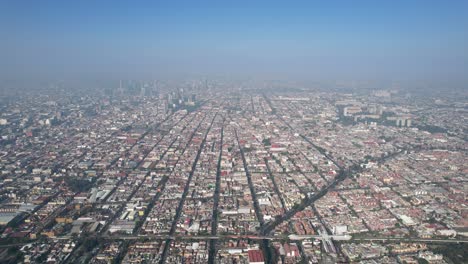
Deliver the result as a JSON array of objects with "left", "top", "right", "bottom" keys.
[{"left": 0, "top": 82, "right": 466, "bottom": 264}]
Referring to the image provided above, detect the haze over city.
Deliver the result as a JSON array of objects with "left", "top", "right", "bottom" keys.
[{"left": 0, "top": 1, "right": 467, "bottom": 264}]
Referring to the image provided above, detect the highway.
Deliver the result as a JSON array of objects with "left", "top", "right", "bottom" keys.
[{"left": 46, "top": 233, "right": 468, "bottom": 244}]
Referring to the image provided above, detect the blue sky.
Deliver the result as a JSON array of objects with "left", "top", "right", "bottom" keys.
[{"left": 1, "top": 0, "right": 467, "bottom": 86}]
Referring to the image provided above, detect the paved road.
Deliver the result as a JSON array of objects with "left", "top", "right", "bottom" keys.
[
  {"left": 235, "top": 128, "right": 275, "bottom": 264},
  {"left": 350, "top": 237, "right": 468, "bottom": 243},
  {"left": 47, "top": 233, "right": 468, "bottom": 244},
  {"left": 208, "top": 119, "right": 225, "bottom": 264},
  {"left": 159, "top": 112, "right": 218, "bottom": 264}
]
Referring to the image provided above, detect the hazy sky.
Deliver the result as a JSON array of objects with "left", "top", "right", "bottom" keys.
[{"left": 1, "top": 0, "right": 467, "bottom": 86}]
